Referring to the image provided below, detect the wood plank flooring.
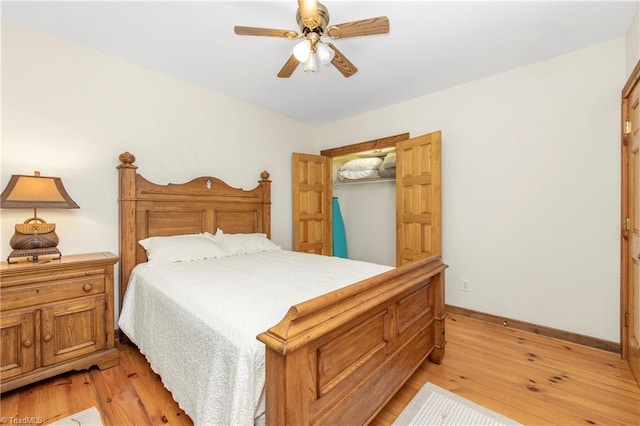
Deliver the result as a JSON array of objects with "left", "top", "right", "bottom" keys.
[{"left": 1, "top": 314, "right": 638, "bottom": 425}]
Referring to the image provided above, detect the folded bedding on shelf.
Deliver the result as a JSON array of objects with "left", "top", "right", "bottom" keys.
[
  {"left": 337, "top": 152, "right": 398, "bottom": 181},
  {"left": 378, "top": 152, "right": 396, "bottom": 178},
  {"left": 338, "top": 169, "right": 381, "bottom": 180},
  {"left": 340, "top": 157, "right": 383, "bottom": 171},
  {"left": 381, "top": 152, "right": 396, "bottom": 169}
]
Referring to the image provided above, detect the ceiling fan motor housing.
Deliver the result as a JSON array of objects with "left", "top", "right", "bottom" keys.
[{"left": 296, "top": 3, "right": 330, "bottom": 33}]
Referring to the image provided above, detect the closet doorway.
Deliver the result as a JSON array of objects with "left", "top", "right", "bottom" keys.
[{"left": 292, "top": 131, "right": 441, "bottom": 267}]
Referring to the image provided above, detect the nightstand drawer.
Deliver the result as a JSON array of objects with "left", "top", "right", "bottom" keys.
[{"left": 1, "top": 273, "right": 105, "bottom": 311}]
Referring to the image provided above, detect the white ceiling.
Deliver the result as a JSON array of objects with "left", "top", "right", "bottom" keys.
[{"left": 2, "top": 1, "right": 637, "bottom": 126}]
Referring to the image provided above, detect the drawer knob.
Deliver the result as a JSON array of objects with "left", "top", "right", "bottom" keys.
[
  {"left": 23, "top": 338, "right": 33, "bottom": 347},
  {"left": 43, "top": 334, "right": 52, "bottom": 342},
  {"left": 83, "top": 283, "right": 93, "bottom": 291}
]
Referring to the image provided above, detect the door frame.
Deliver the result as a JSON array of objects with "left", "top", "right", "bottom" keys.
[
  {"left": 621, "top": 59, "right": 640, "bottom": 360},
  {"left": 319, "top": 133, "right": 410, "bottom": 157}
]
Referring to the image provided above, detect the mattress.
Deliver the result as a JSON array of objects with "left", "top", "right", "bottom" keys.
[{"left": 118, "top": 250, "right": 392, "bottom": 426}]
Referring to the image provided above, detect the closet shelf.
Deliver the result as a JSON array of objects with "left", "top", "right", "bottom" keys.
[{"left": 334, "top": 177, "right": 396, "bottom": 185}]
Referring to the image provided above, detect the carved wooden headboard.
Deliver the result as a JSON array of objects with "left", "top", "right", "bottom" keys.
[{"left": 117, "top": 152, "right": 271, "bottom": 309}]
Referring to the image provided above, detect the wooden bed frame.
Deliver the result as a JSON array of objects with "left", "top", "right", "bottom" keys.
[{"left": 117, "top": 152, "right": 447, "bottom": 425}]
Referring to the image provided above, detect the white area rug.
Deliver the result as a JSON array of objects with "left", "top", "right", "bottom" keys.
[
  {"left": 49, "top": 406, "right": 103, "bottom": 426},
  {"left": 393, "top": 383, "right": 521, "bottom": 426}
]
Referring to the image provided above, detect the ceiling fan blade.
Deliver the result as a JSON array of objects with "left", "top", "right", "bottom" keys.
[
  {"left": 327, "top": 43, "right": 357, "bottom": 78},
  {"left": 277, "top": 54, "right": 300, "bottom": 78},
  {"left": 297, "top": 0, "right": 319, "bottom": 29},
  {"left": 234, "top": 26, "right": 299, "bottom": 38},
  {"left": 326, "top": 16, "right": 390, "bottom": 39}
]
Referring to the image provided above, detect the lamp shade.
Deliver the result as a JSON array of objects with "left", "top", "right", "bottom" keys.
[
  {"left": 316, "top": 42, "right": 335, "bottom": 64},
  {"left": 293, "top": 39, "right": 312, "bottom": 63},
  {"left": 303, "top": 53, "right": 319, "bottom": 73},
  {"left": 1, "top": 173, "right": 79, "bottom": 209}
]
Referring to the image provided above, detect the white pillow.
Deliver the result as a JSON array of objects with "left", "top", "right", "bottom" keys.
[
  {"left": 338, "top": 169, "right": 380, "bottom": 180},
  {"left": 213, "top": 229, "right": 281, "bottom": 255},
  {"left": 340, "top": 157, "right": 383, "bottom": 171},
  {"left": 138, "top": 233, "right": 226, "bottom": 265}
]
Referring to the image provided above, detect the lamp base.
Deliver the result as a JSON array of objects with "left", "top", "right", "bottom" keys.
[
  {"left": 10, "top": 218, "right": 59, "bottom": 250},
  {"left": 7, "top": 218, "right": 62, "bottom": 263},
  {"left": 7, "top": 247, "right": 61, "bottom": 264}
]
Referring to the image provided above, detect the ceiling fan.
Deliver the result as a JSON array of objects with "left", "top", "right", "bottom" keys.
[{"left": 234, "top": 0, "right": 390, "bottom": 78}]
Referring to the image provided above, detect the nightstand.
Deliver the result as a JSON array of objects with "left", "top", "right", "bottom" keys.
[{"left": 0, "top": 252, "right": 119, "bottom": 393}]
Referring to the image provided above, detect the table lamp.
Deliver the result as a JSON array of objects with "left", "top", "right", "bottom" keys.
[{"left": 1, "top": 171, "right": 79, "bottom": 263}]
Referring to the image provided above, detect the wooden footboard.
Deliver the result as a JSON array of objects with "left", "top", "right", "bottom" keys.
[{"left": 258, "top": 254, "right": 447, "bottom": 425}]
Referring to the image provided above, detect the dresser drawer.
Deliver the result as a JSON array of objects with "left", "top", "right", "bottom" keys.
[{"left": 0, "top": 272, "right": 106, "bottom": 311}]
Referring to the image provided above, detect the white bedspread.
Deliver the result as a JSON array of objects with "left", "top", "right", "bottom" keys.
[{"left": 118, "top": 250, "right": 392, "bottom": 426}]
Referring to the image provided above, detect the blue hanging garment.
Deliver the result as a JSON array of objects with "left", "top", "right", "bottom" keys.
[{"left": 332, "top": 197, "right": 348, "bottom": 258}]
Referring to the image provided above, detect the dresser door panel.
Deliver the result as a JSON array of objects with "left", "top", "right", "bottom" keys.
[
  {"left": 41, "top": 295, "right": 107, "bottom": 366},
  {"left": 0, "top": 310, "right": 37, "bottom": 380}
]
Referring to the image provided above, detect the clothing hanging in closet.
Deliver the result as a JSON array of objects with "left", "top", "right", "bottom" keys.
[{"left": 332, "top": 197, "right": 348, "bottom": 258}]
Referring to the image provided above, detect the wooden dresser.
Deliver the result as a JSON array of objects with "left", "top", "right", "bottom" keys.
[{"left": 0, "top": 252, "right": 119, "bottom": 393}]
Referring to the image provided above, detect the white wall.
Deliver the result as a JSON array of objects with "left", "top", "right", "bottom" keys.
[
  {"left": 333, "top": 180, "right": 396, "bottom": 266},
  {"left": 1, "top": 22, "right": 629, "bottom": 343},
  {"left": 627, "top": 9, "right": 640, "bottom": 77},
  {"left": 316, "top": 39, "right": 625, "bottom": 342},
  {"left": 1, "top": 22, "right": 315, "bottom": 307}
]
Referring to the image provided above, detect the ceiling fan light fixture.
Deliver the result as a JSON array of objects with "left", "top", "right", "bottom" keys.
[
  {"left": 303, "top": 53, "right": 319, "bottom": 73},
  {"left": 316, "top": 42, "right": 334, "bottom": 64},
  {"left": 235, "top": 1, "right": 390, "bottom": 78},
  {"left": 293, "top": 39, "right": 312, "bottom": 62}
]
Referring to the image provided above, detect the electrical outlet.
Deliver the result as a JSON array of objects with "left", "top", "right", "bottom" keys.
[{"left": 461, "top": 278, "right": 470, "bottom": 293}]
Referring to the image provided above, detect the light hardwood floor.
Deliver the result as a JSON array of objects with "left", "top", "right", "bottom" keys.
[{"left": 1, "top": 314, "right": 638, "bottom": 425}]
